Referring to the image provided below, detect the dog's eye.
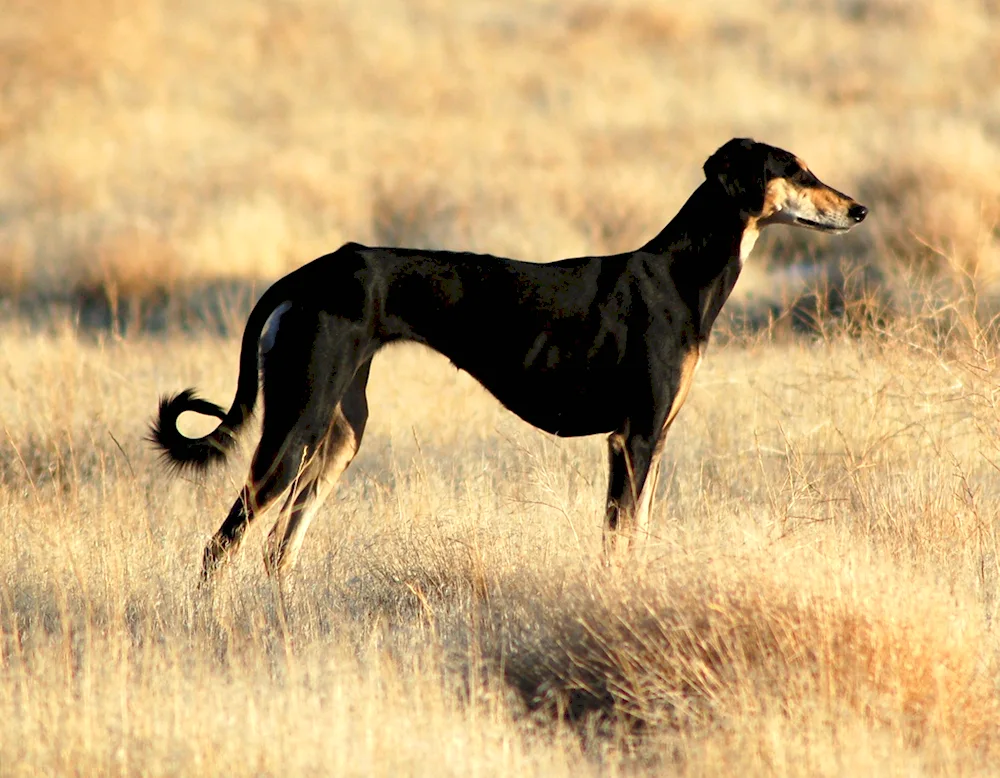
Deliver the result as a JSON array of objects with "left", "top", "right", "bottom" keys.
[{"left": 791, "top": 168, "right": 817, "bottom": 185}]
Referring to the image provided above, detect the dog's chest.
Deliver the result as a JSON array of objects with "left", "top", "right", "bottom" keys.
[{"left": 739, "top": 226, "right": 759, "bottom": 263}]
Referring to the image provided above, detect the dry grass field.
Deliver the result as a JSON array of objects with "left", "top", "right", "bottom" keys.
[{"left": 4, "top": 0, "right": 1000, "bottom": 775}]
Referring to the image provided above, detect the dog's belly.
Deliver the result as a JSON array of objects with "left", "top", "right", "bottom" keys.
[{"left": 471, "top": 369, "right": 625, "bottom": 437}]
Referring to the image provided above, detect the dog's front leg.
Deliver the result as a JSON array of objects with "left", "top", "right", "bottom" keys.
[{"left": 601, "top": 427, "right": 657, "bottom": 563}]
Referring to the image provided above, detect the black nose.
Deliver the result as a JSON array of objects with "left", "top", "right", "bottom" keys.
[{"left": 849, "top": 203, "right": 868, "bottom": 222}]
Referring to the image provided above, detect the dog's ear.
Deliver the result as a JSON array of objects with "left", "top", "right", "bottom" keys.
[{"left": 703, "top": 138, "right": 767, "bottom": 214}]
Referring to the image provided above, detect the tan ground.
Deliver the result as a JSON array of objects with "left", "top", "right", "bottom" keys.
[{"left": 3, "top": 0, "right": 1000, "bottom": 775}]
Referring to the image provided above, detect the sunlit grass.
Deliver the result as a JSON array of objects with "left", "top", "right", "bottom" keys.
[{"left": 3, "top": 302, "right": 1000, "bottom": 774}]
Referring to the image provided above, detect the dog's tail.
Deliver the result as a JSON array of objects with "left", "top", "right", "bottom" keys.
[{"left": 149, "top": 288, "right": 288, "bottom": 471}]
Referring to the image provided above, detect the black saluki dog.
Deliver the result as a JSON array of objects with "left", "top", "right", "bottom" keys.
[{"left": 151, "top": 138, "right": 868, "bottom": 579}]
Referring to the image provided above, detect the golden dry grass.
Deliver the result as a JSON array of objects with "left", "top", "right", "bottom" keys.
[
  {"left": 4, "top": 0, "right": 1000, "bottom": 774},
  {"left": 4, "top": 309, "right": 1000, "bottom": 775}
]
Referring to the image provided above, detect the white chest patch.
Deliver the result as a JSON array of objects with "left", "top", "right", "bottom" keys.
[
  {"left": 739, "top": 226, "right": 759, "bottom": 263},
  {"left": 260, "top": 301, "right": 292, "bottom": 354}
]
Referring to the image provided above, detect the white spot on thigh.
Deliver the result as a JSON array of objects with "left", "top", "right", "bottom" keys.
[{"left": 260, "top": 301, "right": 292, "bottom": 354}]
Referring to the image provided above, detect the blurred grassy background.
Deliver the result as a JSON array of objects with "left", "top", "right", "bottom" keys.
[{"left": 2, "top": 0, "right": 999, "bottom": 322}]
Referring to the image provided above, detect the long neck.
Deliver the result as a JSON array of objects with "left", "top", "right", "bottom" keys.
[{"left": 640, "top": 181, "right": 754, "bottom": 341}]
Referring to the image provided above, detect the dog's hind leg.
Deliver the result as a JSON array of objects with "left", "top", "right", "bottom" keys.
[
  {"left": 202, "top": 486, "right": 258, "bottom": 580},
  {"left": 201, "top": 411, "right": 324, "bottom": 580},
  {"left": 201, "top": 307, "right": 373, "bottom": 581},
  {"left": 264, "top": 359, "right": 371, "bottom": 576}
]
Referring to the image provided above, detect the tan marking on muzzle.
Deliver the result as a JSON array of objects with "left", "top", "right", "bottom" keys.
[
  {"left": 806, "top": 184, "right": 856, "bottom": 214},
  {"left": 760, "top": 176, "right": 860, "bottom": 231}
]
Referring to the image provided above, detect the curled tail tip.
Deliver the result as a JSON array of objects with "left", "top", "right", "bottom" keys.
[
  {"left": 148, "top": 388, "right": 233, "bottom": 472},
  {"left": 157, "top": 389, "right": 227, "bottom": 420}
]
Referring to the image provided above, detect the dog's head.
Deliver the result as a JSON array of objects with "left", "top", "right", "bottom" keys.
[{"left": 704, "top": 138, "right": 867, "bottom": 233}]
